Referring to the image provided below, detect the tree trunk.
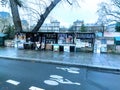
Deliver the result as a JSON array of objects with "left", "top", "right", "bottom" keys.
[
  {"left": 32, "top": 0, "right": 61, "bottom": 32},
  {"left": 9, "top": 0, "right": 23, "bottom": 33}
]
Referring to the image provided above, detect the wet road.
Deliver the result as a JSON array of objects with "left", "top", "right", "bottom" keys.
[
  {"left": 0, "top": 58, "right": 120, "bottom": 90},
  {"left": 1, "top": 47, "right": 120, "bottom": 71}
]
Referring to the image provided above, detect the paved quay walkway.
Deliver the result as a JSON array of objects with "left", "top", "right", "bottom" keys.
[{"left": 0, "top": 47, "right": 120, "bottom": 72}]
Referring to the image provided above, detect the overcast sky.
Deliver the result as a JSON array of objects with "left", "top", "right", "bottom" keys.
[
  {"left": 46, "top": 0, "right": 105, "bottom": 27},
  {"left": 0, "top": 0, "right": 105, "bottom": 27}
]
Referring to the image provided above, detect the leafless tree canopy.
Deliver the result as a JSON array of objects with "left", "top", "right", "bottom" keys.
[
  {"left": 97, "top": 0, "right": 120, "bottom": 25},
  {"left": 0, "top": 0, "right": 80, "bottom": 32}
]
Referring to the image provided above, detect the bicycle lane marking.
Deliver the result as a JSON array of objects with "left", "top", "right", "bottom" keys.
[
  {"left": 29, "top": 86, "right": 45, "bottom": 90},
  {"left": 6, "top": 79, "right": 20, "bottom": 86}
]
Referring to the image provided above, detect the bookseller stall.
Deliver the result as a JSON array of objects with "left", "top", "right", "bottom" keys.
[
  {"left": 74, "top": 33, "right": 95, "bottom": 52},
  {"left": 24, "top": 32, "right": 57, "bottom": 50},
  {"left": 53, "top": 32, "right": 95, "bottom": 52},
  {"left": 55, "top": 33, "right": 75, "bottom": 52},
  {"left": 20, "top": 32, "right": 95, "bottom": 52}
]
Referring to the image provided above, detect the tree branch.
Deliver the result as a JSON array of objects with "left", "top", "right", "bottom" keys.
[{"left": 66, "top": 0, "right": 72, "bottom": 5}]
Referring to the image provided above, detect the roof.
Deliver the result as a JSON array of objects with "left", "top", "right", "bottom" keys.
[
  {"left": 0, "top": 33, "right": 7, "bottom": 37},
  {"left": 73, "top": 20, "right": 83, "bottom": 23}
]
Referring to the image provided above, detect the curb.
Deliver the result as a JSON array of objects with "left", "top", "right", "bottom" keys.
[{"left": 0, "top": 55, "right": 120, "bottom": 73}]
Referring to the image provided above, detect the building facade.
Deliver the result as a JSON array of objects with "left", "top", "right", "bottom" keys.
[
  {"left": 0, "top": 11, "right": 13, "bottom": 32},
  {"left": 39, "top": 20, "right": 60, "bottom": 32},
  {"left": 72, "top": 20, "right": 84, "bottom": 32}
]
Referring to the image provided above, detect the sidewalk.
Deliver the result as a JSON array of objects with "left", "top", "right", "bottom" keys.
[{"left": 0, "top": 47, "right": 120, "bottom": 72}]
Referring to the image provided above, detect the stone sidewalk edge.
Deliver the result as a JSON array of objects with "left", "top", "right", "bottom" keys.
[{"left": 0, "top": 55, "right": 120, "bottom": 73}]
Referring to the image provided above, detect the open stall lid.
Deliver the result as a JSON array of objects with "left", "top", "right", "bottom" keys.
[
  {"left": 0, "top": 33, "right": 7, "bottom": 37},
  {"left": 114, "top": 37, "right": 120, "bottom": 45}
]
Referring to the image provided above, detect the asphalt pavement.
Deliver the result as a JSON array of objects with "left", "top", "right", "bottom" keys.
[
  {"left": 0, "top": 47, "right": 120, "bottom": 72},
  {"left": 0, "top": 58, "right": 120, "bottom": 90}
]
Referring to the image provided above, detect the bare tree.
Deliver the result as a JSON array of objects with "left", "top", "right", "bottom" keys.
[
  {"left": 0, "top": 0, "right": 24, "bottom": 33},
  {"left": 9, "top": 0, "right": 23, "bottom": 33},
  {"left": 1, "top": 0, "right": 80, "bottom": 33},
  {"left": 31, "top": 0, "right": 79, "bottom": 32},
  {"left": 97, "top": 0, "right": 120, "bottom": 24},
  {"left": 31, "top": 0, "right": 61, "bottom": 32}
]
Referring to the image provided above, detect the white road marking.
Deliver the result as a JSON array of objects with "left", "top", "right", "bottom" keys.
[
  {"left": 29, "top": 86, "right": 45, "bottom": 90},
  {"left": 68, "top": 70, "right": 80, "bottom": 74},
  {"left": 50, "top": 75, "right": 63, "bottom": 79},
  {"left": 44, "top": 75, "right": 81, "bottom": 86},
  {"left": 44, "top": 80, "right": 59, "bottom": 86},
  {"left": 69, "top": 67, "right": 80, "bottom": 71},
  {"left": 56, "top": 67, "right": 80, "bottom": 74},
  {"left": 6, "top": 79, "right": 20, "bottom": 85}
]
